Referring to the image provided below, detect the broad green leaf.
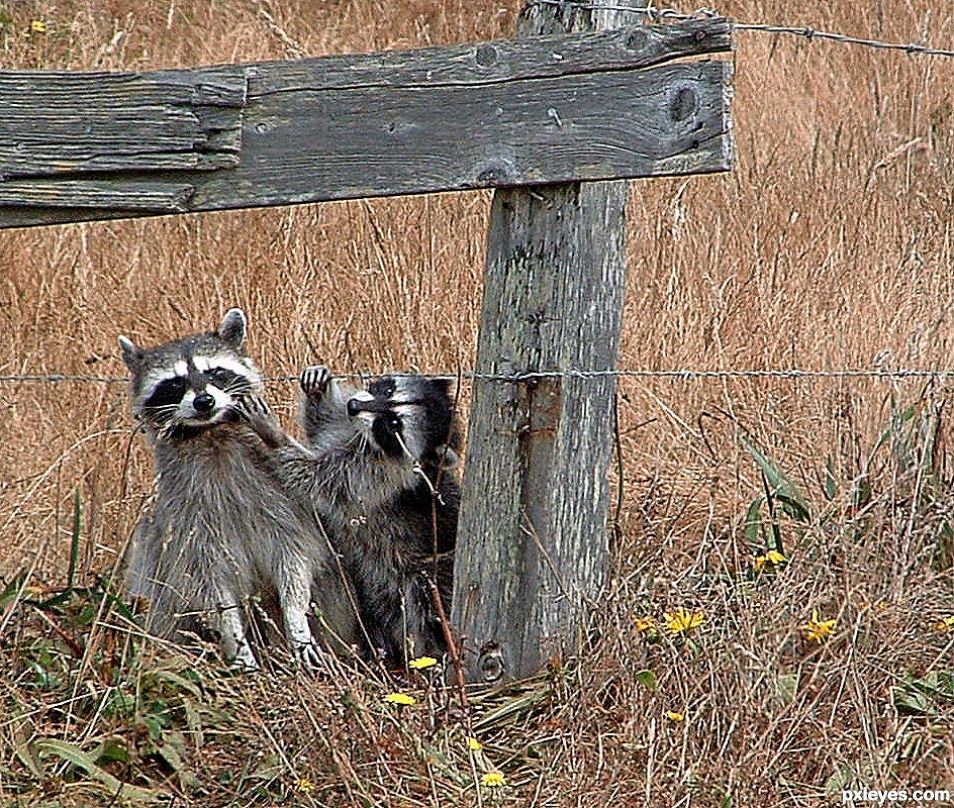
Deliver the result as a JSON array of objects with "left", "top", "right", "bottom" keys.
[
  {"left": 634, "top": 669, "right": 657, "bottom": 693},
  {"left": 743, "top": 498, "right": 764, "bottom": 550},
  {"left": 35, "top": 739, "right": 165, "bottom": 803},
  {"left": 774, "top": 672, "right": 799, "bottom": 706},
  {"left": 741, "top": 434, "right": 811, "bottom": 522}
]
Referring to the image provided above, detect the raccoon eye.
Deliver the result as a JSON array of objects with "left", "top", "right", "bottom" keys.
[
  {"left": 368, "top": 378, "right": 396, "bottom": 398},
  {"left": 207, "top": 367, "right": 238, "bottom": 386},
  {"left": 144, "top": 376, "right": 188, "bottom": 413},
  {"left": 385, "top": 414, "right": 401, "bottom": 432}
]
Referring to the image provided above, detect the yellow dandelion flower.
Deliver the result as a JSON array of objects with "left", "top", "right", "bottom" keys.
[
  {"left": 294, "top": 777, "right": 316, "bottom": 793},
  {"left": 466, "top": 736, "right": 482, "bottom": 752},
  {"left": 633, "top": 615, "right": 656, "bottom": 634},
  {"left": 481, "top": 771, "right": 505, "bottom": 787},
  {"left": 801, "top": 609, "right": 837, "bottom": 643},
  {"left": 384, "top": 692, "right": 417, "bottom": 706},
  {"left": 663, "top": 608, "right": 704, "bottom": 634},
  {"left": 409, "top": 656, "right": 438, "bottom": 670},
  {"left": 30, "top": 20, "right": 47, "bottom": 34},
  {"left": 665, "top": 710, "right": 685, "bottom": 722},
  {"left": 934, "top": 615, "right": 954, "bottom": 633},
  {"left": 753, "top": 550, "right": 787, "bottom": 572}
]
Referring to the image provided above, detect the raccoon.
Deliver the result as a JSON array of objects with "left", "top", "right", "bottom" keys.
[
  {"left": 119, "top": 310, "right": 358, "bottom": 671},
  {"left": 235, "top": 366, "right": 460, "bottom": 667}
]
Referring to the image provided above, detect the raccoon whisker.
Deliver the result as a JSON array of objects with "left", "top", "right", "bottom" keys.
[
  {"left": 395, "top": 432, "right": 444, "bottom": 504},
  {"left": 394, "top": 432, "right": 417, "bottom": 464}
]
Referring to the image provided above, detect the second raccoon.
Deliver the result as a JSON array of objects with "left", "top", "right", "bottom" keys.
[{"left": 236, "top": 366, "right": 460, "bottom": 666}]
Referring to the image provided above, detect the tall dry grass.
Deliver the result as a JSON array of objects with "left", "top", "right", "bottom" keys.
[{"left": 1, "top": 1, "right": 953, "bottom": 806}]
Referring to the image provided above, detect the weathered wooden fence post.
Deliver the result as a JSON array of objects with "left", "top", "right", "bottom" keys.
[{"left": 452, "top": 0, "right": 641, "bottom": 682}]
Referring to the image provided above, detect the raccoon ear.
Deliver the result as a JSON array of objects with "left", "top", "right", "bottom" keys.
[
  {"left": 429, "top": 376, "right": 457, "bottom": 401},
  {"left": 436, "top": 445, "right": 459, "bottom": 470},
  {"left": 118, "top": 335, "right": 143, "bottom": 371},
  {"left": 218, "top": 308, "right": 247, "bottom": 349}
]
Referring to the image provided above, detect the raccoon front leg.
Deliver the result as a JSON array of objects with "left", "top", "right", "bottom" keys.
[
  {"left": 300, "top": 365, "right": 352, "bottom": 445},
  {"left": 232, "top": 394, "right": 310, "bottom": 455}
]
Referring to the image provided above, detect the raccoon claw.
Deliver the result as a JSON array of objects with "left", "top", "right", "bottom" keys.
[
  {"left": 232, "top": 393, "right": 272, "bottom": 421},
  {"left": 294, "top": 641, "right": 323, "bottom": 672},
  {"left": 300, "top": 366, "right": 331, "bottom": 398}
]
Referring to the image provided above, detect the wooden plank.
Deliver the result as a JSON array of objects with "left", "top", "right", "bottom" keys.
[
  {"left": 241, "top": 16, "right": 731, "bottom": 92},
  {"left": 0, "top": 17, "right": 732, "bottom": 228},
  {"left": 0, "top": 180, "right": 194, "bottom": 210},
  {"left": 0, "top": 71, "right": 246, "bottom": 180},
  {"left": 450, "top": 2, "right": 636, "bottom": 682}
]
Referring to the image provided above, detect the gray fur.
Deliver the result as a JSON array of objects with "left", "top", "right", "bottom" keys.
[
  {"left": 236, "top": 366, "right": 460, "bottom": 667},
  {"left": 121, "top": 312, "right": 359, "bottom": 670}
]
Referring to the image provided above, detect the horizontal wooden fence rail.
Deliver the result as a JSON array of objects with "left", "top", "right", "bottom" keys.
[{"left": 0, "top": 17, "right": 732, "bottom": 228}]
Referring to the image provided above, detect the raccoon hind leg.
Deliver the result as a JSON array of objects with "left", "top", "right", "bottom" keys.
[{"left": 214, "top": 595, "right": 260, "bottom": 672}]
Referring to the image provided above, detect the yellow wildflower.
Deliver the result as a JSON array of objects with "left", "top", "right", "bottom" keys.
[
  {"left": 466, "top": 736, "right": 482, "bottom": 752},
  {"left": 384, "top": 692, "right": 417, "bottom": 706},
  {"left": 801, "top": 609, "right": 837, "bottom": 643},
  {"left": 481, "top": 771, "right": 505, "bottom": 787},
  {"left": 294, "top": 777, "right": 315, "bottom": 793},
  {"left": 753, "top": 549, "right": 787, "bottom": 571},
  {"left": 665, "top": 710, "right": 685, "bottom": 722},
  {"left": 663, "top": 608, "right": 704, "bottom": 634},
  {"left": 934, "top": 615, "right": 954, "bottom": 633},
  {"left": 409, "top": 656, "right": 438, "bottom": 670},
  {"left": 30, "top": 20, "right": 47, "bottom": 34},
  {"left": 633, "top": 615, "right": 656, "bottom": 634}
]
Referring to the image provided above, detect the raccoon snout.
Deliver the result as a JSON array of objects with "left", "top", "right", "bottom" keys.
[
  {"left": 347, "top": 397, "right": 388, "bottom": 416},
  {"left": 193, "top": 392, "right": 216, "bottom": 414}
]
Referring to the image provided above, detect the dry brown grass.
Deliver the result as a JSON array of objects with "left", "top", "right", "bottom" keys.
[{"left": 1, "top": 1, "right": 953, "bottom": 805}]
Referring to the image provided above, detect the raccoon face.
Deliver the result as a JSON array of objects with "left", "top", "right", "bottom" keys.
[
  {"left": 119, "top": 309, "right": 262, "bottom": 434},
  {"left": 346, "top": 376, "right": 455, "bottom": 463}
]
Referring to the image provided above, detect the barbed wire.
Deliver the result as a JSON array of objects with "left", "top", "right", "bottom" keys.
[
  {"left": 2, "top": 368, "right": 953, "bottom": 386},
  {"left": 525, "top": 0, "right": 954, "bottom": 60}
]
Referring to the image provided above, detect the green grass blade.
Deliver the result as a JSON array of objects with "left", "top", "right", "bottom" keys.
[{"left": 67, "top": 486, "right": 81, "bottom": 592}]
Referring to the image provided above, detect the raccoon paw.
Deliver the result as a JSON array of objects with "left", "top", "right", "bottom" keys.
[
  {"left": 232, "top": 393, "right": 272, "bottom": 420},
  {"left": 227, "top": 642, "right": 261, "bottom": 674},
  {"left": 300, "top": 365, "right": 332, "bottom": 399},
  {"left": 232, "top": 395, "right": 284, "bottom": 447}
]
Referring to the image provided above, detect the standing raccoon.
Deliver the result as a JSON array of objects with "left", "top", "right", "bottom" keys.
[
  {"left": 120, "top": 310, "right": 358, "bottom": 670},
  {"left": 236, "top": 366, "right": 460, "bottom": 667}
]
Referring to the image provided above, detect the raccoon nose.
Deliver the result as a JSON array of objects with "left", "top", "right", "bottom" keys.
[
  {"left": 346, "top": 398, "right": 361, "bottom": 417},
  {"left": 193, "top": 393, "right": 215, "bottom": 414}
]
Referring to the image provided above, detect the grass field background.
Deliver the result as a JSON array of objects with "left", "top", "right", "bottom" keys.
[{"left": 1, "top": 1, "right": 953, "bottom": 805}]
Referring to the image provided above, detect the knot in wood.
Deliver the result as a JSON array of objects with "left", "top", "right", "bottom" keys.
[
  {"left": 476, "top": 159, "right": 516, "bottom": 185},
  {"left": 475, "top": 43, "right": 498, "bottom": 68},
  {"left": 624, "top": 30, "right": 647, "bottom": 51},
  {"left": 668, "top": 86, "right": 697, "bottom": 123}
]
